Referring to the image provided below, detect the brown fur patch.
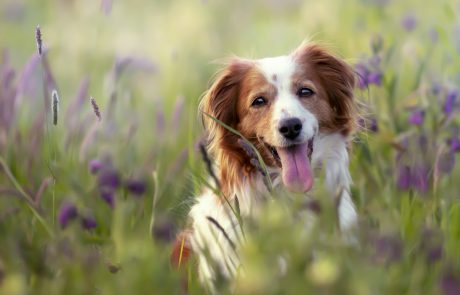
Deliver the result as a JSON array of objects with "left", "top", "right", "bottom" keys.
[{"left": 292, "top": 44, "right": 357, "bottom": 135}]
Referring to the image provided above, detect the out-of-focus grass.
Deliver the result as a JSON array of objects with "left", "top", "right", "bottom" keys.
[{"left": 1, "top": 0, "right": 460, "bottom": 294}]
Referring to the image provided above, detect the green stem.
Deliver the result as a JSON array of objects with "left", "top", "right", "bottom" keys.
[{"left": 0, "top": 156, "right": 54, "bottom": 237}]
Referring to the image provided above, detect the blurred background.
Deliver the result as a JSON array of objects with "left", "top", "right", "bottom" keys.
[{"left": 1, "top": 0, "right": 460, "bottom": 294}]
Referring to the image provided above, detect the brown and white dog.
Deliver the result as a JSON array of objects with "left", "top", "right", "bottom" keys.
[{"left": 173, "top": 42, "right": 358, "bottom": 289}]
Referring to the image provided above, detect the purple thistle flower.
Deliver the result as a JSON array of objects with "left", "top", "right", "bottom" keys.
[
  {"left": 125, "top": 179, "right": 147, "bottom": 196},
  {"left": 80, "top": 213, "right": 97, "bottom": 230},
  {"left": 401, "top": 12, "right": 417, "bottom": 32},
  {"left": 97, "top": 168, "right": 120, "bottom": 190},
  {"left": 100, "top": 189, "right": 115, "bottom": 208},
  {"left": 88, "top": 159, "right": 103, "bottom": 174},
  {"left": 440, "top": 270, "right": 460, "bottom": 295},
  {"left": 408, "top": 110, "right": 425, "bottom": 125},
  {"left": 444, "top": 90, "right": 457, "bottom": 115},
  {"left": 58, "top": 201, "right": 78, "bottom": 228},
  {"left": 396, "top": 164, "right": 411, "bottom": 190}
]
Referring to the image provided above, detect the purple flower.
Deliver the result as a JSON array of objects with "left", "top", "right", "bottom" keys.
[
  {"left": 411, "top": 164, "right": 430, "bottom": 193},
  {"left": 396, "top": 165, "right": 411, "bottom": 190},
  {"left": 370, "top": 118, "right": 379, "bottom": 132},
  {"left": 401, "top": 12, "right": 417, "bottom": 32},
  {"left": 81, "top": 213, "right": 97, "bottom": 230},
  {"left": 367, "top": 72, "right": 382, "bottom": 86},
  {"left": 97, "top": 168, "right": 120, "bottom": 190},
  {"left": 444, "top": 90, "right": 458, "bottom": 114},
  {"left": 408, "top": 110, "right": 425, "bottom": 125},
  {"left": 125, "top": 179, "right": 147, "bottom": 196},
  {"left": 100, "top": 189, "right": 115, "bottom": 208},
  {"left": 440, "top": 270, "right": 460, "bottom": 295},
  {"left": 58, "top": 202, "right": 78, "bottom": 228},
  {"left": 89, "top": 159, "right": 103, "bottom": 174},
  {"left": 356, "top": 63, "right": 370, "bottom": 89},
  {"left": 449, "top": 137, "right": 460, "bottom": 153}
]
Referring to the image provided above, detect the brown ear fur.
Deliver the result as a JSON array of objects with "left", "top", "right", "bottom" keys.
[
  {"left": 294, "top": 44, "right": 357, "bottom": 136},
  {"left": 199, "top": 59, "right": 254, "bottom": 196}
]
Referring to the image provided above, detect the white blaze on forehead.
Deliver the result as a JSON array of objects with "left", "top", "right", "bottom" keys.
[
  {"left": 257, "top": 55, "right": 295, "bottom": 90},
  {"left": 256, "top": 55, "right": 318, "bottom": 146}
]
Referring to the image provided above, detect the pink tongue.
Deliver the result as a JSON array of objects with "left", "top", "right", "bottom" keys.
[{"left": 276, "top": 144, "right": 313, "bottom": 193}]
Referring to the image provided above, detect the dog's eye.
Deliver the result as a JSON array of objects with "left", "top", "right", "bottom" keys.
[
  {"left": 297, "top": 87, "right": 315, "bottom": 98},
  {"left": 251, "top": 96, "right": 267, "bottom": 107}
]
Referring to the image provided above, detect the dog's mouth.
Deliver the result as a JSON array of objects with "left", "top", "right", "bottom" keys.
[{"left": 263, "top": 139, "right": 314, "bottom": 193}]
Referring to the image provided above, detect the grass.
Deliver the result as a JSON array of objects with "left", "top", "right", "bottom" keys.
[{"left": 0, "top": 0, "right": 460, "bottom": 294}]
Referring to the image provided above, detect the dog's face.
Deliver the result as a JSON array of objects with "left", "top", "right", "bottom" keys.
[{"left": 201, "top": 43, "right": 356, "bottom": 193}]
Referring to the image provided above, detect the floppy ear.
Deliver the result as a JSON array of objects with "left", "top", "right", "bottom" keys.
[
  {"left": 200, "top": 59, "right": 253, "bottom": 153},
  {"left": 294, "top": 44, "right": 357, "bottom": 135}
]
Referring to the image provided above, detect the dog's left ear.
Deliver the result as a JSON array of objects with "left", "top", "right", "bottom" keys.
[{"left": 294, "top": 44, "right": 357, "bottom": 135}]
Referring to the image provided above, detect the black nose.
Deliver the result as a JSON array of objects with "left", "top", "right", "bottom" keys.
[{"left": 279, "top": 118, "right": 302, "bottom": 140}]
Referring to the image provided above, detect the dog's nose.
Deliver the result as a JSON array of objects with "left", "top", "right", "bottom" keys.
[{"left": 279, "top": 118, "right": 302, "bottom": 140}]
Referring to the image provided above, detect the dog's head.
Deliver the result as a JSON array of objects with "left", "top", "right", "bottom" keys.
[{"left": 201, "top": 43, "right": 356, "bottom": 194}]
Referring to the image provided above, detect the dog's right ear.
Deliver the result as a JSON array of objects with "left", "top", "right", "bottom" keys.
[{"left": 200, "top": 59, "right": 253, "bottom": 151}]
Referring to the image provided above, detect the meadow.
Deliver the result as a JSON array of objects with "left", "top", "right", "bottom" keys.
[{"left": 0, "top": 0, "right": 460, "bottom": 294}]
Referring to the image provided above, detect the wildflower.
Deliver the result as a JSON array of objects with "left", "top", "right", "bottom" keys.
[
  {"left": 58, "top": 201, "right": 78, "bottom": 228},
  {"left": 408, "top": 110, "right": 425, "bottom": 125},
  {"left": 100, "top": 189, "right": 115, "bottom": 208},
  {"left": 97, "top": 168, "right": 120, "bottom": 190},
  {"left": 35, "top": 25, "right": 42, "bottom": 56},
  {"left": 448, "top": 137, "right": 460, "bottom": 153},
  {"left": 355, "top": 61, "right": 382, "bottom": 89},
  {"left": 401, "top": 12, "right": 417, "bottom": 32},
  {"left": 410, "top": 164, "right": 430, "bottom": 193},
  {"left": 51, "top": 90, "right": 59, "bottom": 125},
  {"left": 125, "top": 179, "right": 147, "bottom": 196},
  {"left": 440, "top": 270, "right": 460, "bottom": 295},
  {"left": 90, "top": 97, "right": 101, "bottom": 121},
  {"left": 396, "top": 164, "right": 411, "bottom": 190},
  {"left": 444, "top": 90, "right": 458, "bottom": 115},
  {"left": 369, "top": 118, "right": 379, "bottom": 132},
  {"left": 80, "top": 213, "right": 97, "bottom": 230},
  {"left": 88, "top": 159, "right": 103, "bottom": 174}
]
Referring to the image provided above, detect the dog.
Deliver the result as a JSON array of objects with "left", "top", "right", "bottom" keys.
[{"left": 172, "top": 42, "right": 358, "bottom": 290}]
